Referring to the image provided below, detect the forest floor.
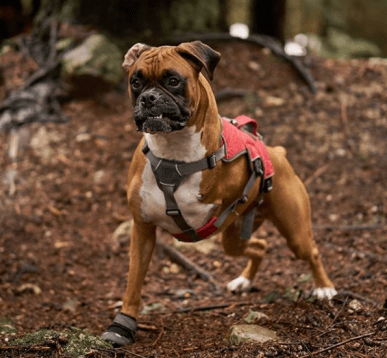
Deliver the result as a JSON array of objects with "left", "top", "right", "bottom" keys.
[{"left": 0, "top": 40, "right": 387, "bottom": 357}]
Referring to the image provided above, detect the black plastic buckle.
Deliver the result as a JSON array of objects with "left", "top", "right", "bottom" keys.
[
  {"left": 166, "top": 209, "right": 181, "bottom": 217},
  {"left": 239, "top": 195, "right": 248, "bottom": 204},
  {"left": 142, "top": 142, "right": 149, "bottom": 155},
  {"left": 207, "top": 153, "right": 217, "bottom": 169},
  {"left": 264, "top": 178, "right": 273, "bottom": 193},
  {"left": 253, "top": 158, "right": 264, "bottom": 177}
]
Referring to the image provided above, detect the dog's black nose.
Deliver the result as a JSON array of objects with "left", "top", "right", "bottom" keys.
[{"left": 140, "top": 90, "right": 160, "bottom": 107}]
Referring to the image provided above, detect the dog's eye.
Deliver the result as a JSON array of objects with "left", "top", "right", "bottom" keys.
[
  {"left": 168, "top": 77, "right": 179, "bottom": 86},
  {"left": 131, "top": 79, "right": 141, "bottom": 89}
]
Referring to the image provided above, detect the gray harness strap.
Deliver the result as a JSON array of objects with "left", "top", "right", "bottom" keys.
[
  {"left": 142, "top": 142, "right": 226, "bottom": 242},
  {"left": 142, "top": 139, "right": 268, "bottom": 241}
]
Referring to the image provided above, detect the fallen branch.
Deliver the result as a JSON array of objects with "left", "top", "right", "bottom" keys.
[
  {"left": 215, "top": 88, "right": 250, "bottom": 102},
  {"left": 173, "top": 301, "right": 251, "bottom": 313},
  {"left": 158, "top": 243, "right": 223, "bottom": 293},
  {"left": 301, "top": 331, "right": 377, "bottom": 357},
  {"left": 159, "top": 32, "right": 317, "bottom": 93}
]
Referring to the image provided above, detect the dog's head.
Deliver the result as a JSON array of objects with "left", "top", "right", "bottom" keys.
[{"left": 122, "top": 41, "right": 221, "bottom": 134}]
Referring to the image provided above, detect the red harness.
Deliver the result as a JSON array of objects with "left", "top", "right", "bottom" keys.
[
  {"left": 221, "top": 116, "right": 274, "bottom": 178},
  {"left": 172, "top": 116, "right": 274, "bottom": 242}
]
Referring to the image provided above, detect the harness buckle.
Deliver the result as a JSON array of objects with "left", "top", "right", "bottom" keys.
[
  {"left": 142, "top": 142, "right": 150, "bottom": 155},
  {"left": 166, "top": 209, "right": 181, "bottom": 217},
  {"left": 253, "top": 158, "right": 264, "bottom": 177},
  {"left": 207, "top": 153, "right": 217, "bottom": 169},
  {"left": 264, "top": 177, "right": 273, "bottom": 192},
  {"left": 239, "top": 195, "right": 248, "bottom": 204}
]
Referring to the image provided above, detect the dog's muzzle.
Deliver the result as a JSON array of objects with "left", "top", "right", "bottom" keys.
[{"left": 134, "top": 88, "right": 189, "bottom": 134}]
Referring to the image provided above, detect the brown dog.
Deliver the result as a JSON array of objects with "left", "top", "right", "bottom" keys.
[{"left": 102, "top": 41, "right": 336, "bottom": 346}]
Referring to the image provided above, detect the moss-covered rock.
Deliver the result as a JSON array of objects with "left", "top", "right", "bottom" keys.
[
  {"left": 11, "top": 327, "right": 113, "bottom": 357},
  {"left": 0, "top": 317, "right": 17, "bottom": 335},
  {"left": 61, "top": 34, "right": 124, "bottom": 85}
]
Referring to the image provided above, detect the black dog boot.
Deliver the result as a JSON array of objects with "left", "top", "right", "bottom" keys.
[{"left": 102, "top": 312, "right": 137, "bottom": 347}]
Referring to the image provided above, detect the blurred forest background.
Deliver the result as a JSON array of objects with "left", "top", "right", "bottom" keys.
[
  {"left": 1, "top": 0, "right": 387, "bottom": 58},
  {"left": 1, "top": 1, "right": 387, "bottom": 357}
]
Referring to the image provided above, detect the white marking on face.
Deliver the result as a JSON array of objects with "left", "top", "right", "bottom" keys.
[{"left": 140, "top": 126, "right": 217, "bottom": 233}]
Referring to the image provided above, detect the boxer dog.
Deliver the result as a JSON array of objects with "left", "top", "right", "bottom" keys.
[{"left": 102, "top": 41, "right": 337, "bottom": 346}]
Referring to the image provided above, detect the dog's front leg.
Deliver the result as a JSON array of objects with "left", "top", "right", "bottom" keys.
[{"left": 102, "top": 220, "right": 156, "bottom": 346}]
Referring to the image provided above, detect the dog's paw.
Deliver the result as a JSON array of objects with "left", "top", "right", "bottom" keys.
[
  {"left": 226, "top": 276, "right": 252, "bottom": 293},
  {"left": 312, "top": 287, "right": 337, "bottom": 300}
]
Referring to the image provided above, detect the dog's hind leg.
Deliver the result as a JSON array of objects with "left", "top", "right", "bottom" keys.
[
  {"left": 266, "top": 157, "right": 337, "bottom": 300},
  {"left": 222, "top": 218, "right": 267, "bottom": 292}
]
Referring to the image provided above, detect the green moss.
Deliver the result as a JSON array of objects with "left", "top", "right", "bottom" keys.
[
  {"left": 11, "top": 327, "right": 113, "bottom": 357},
  {"left": 0, "top": 317, "right": 17, "bottom": 334}
]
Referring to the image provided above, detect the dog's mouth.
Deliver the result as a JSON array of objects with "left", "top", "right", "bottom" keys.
[
  {"left": 133, "top": 87, "right": 191, "bottom": 134},
  {"left": 135, "top": 113, "right": 189, "bottom": 134}
]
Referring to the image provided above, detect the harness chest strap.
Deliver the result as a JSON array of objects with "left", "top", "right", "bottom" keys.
[
  {"left": 142, "top": 142, "right": 226, "bottom": 242},
  {"left": 142, "top": 141, "right": 268, "bottom": 242}
]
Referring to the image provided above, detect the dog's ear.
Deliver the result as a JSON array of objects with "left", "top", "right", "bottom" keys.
[
  {"left": 123, "top": 43, "right": 151, "bottom": 72},
  {"left": 176, "top": 41, "right": 221, "bottom": 80}
]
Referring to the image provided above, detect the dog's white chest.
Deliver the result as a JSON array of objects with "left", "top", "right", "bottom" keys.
[{"left": 139, "top": 128, "right": 217, "bottom": 233}]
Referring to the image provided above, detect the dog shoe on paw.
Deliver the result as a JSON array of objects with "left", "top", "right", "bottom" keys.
[{"left": 101, "top": 331, "right": 134, "bottom": 347}]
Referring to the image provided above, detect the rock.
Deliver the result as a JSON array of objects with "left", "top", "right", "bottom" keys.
[
  {"left": 306, "top": 28, "right": 382, "bottom": 59},
  {"left": 348, "top": 299, "right": 362, "bottom": 313},
  {"left": 243, "top": 309, "right": 269, "bottom": 324},
  {"left": 61, "top": 34, "right": 124, "bottom": 92},
  {"left": 172, "top": 235, "right": 218, "bottom": 254},
  {"left": 175, "top": 289, "right": 194, "bottom": 299},
  {"left": 264, "top": 96, "right": 285, "bottom": 107},
  {"left": 63, "top": 299, "right": 78, "bottom": 313},
  {"left": 16, "top": 283, "right": 42, "bottom": 295},
  {"left": 93, "top": 169, "right": 106, "bottom": 184},
  {"left": 75, "top": 132, "right": 92, "bottom": 142},
  {"left": 10, "top": 328, "right": 112, "bottom": 356},
  {"left": 141, "top": 302, "right": 165, "bottom": 315},
  {"left": 0, "top": 317, "right": 17, "bottom": 335},
  {"left": 112, "top": 220, "right": 133, "bottom": 251},
  {"left": 230, "top": 324, "right": 278, "bottom": 344}
]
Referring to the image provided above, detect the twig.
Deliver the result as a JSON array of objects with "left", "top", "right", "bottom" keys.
[
  {"left": 215, "top": 88, "right": 250, "bottom": 102},
  {"left": 137, "top": 323, "right": 158, "bottom": 331},
  {"left": 115, "top": 348, "right": 147, "bottom": 358},
  {"left": 331, "top": 297, "right": 348, "bottom": 325},
  {"left": 158, "top": 243, "right": 223, "bottom": 293},
  {"left": 301, "top": 331, "right": 377, "bottom": 357},
  {"left": 276, "top": 320, "right": 326, "bottom": 333},
  {"left": 340, "top": 96, "right": 348, "bottom": 127},
  {"left": 334, "top": 290, "right": 380, "bottom": 307},
  {"left": 151, "top": 317, "right": 164, "bottom": 346},
  {"left": 173, "top": 301, "right": 251, "bottom": 313},
  {"left": 304, "top": 164, "right": 329, "bottom": 187}
]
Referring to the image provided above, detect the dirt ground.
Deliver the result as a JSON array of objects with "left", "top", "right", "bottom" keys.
[{"left": 0, "top": 41, "right": 387, "bottom": 357}]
